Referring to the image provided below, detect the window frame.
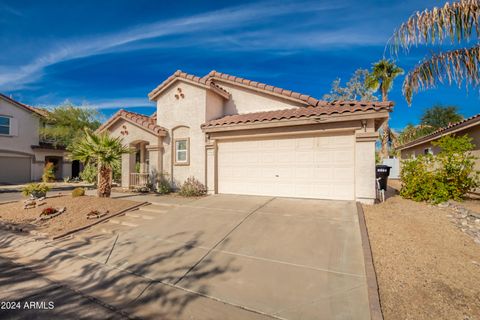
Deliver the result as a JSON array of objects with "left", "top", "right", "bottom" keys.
[
  {"left": 174, "top": 138, "right": 190, "bottom": 166},
  {"left": 0, "top": 116, "right": 11, "bottom": 136}
]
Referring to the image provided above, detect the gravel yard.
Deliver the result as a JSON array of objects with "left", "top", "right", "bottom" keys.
[
  {"left": 363, "top": 186, "right": 480, "bottom": 320},
  {"left": 0, "top": 195, "right": 139, "bottom": 238}
]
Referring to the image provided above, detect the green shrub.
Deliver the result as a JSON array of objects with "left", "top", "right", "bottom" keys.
[
  {"left": 22, "top": 183, "right": 50, "bottom": 198},
  {"left": 400, "top": 135, "right": 479, "bottom": 203},
  {"left": 80, "top": 163, "right": 97, "bottom": 184},
  {"left": 42, "top": 162, "right": 56, "bottom": 182},
  {"left": 179, "top": 177, "right": 206, "bottom": 197},
  {"left": 71, "top": 187, "right": 85, "bottom": 197},
  {"left": 156, "top": 173, "right": 172, "bottom": 194}
]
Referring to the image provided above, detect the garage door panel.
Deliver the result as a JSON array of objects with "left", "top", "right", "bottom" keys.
[
  {"left": 218, "top": 134, "right": 355, "bottom": 200},
  {"left": 0, "top": 156, "right": 31, "bottom": 184}
]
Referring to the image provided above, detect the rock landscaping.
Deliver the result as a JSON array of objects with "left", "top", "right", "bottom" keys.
[
  {"left": 0, "top": 195, "right": 141, "bottom": 238},
  {"left": 363, "top": 183, "right": 480, "bottom": 320},
  {"left": 440, "top": 201, "right": 480, "bottom": 245}
]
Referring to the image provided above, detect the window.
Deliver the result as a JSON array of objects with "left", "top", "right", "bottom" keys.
[
  {"left": 0, "top": 116, "right": 10, "bottom": 135},
  {"left": 424, "top": 148, "right": 432, "bottom": 155},
  {"left": 175, "top": 139, "right": 189, "bottom": 165}
]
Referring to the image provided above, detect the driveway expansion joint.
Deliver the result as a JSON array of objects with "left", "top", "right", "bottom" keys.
[{"left": 173, "top": 197, "right": 276, "bottom": 285}]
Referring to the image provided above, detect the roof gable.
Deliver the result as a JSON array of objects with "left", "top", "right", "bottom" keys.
[
  {"left": 148, "top": 70, "right": 230, "bottom": 101},
  {"left": 97, "top": 109, "right": 166, "bottom": 136},
  {"left": 0, "top": 93, "right": 48, "bottom": 117}
]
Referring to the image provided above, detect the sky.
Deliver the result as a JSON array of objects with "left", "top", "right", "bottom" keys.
[{"left": 0, "top": 0, "right": 478, "bottom": 130}]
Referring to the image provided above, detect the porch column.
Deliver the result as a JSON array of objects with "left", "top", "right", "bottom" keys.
[
  {"left": 146, "top": 138, "right": 163, "bottom": 186},
  {"left": 139, "top": 142, "right": 146, "bottom": 173},
  {"left": 121, "top": 149, "right": 136, "bottom": 188}
]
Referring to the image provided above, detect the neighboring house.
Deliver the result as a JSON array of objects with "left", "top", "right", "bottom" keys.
[
  {"left": 397, "top": 114, "right": 480, "bottom": 170},
  {"left": 99, "top": 70, "right": 393, "bottom": 204},
  {"left": 0, "top": 94, "right": 74, "bottom": 184}
]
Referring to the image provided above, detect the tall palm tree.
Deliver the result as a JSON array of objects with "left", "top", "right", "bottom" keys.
[
  {"left": 391, "top": 0, "right": 480, "bottom": 104},
  {"left": 70, "top": 129, "right": 130, "bottom": 197},
  {"left": 365, "top": 59, "right": 404, "bottom": 159}
]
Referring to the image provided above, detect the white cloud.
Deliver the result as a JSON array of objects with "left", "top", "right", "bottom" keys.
[{"left": 0, "top": 1, "right": 384, "bottom": 90}]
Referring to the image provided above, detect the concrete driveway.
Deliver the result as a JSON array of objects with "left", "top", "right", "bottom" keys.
[{"left": 5, "top": 195, "right": 372, "bottom": 319}]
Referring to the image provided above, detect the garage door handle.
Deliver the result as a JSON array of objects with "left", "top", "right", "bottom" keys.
[{"left": 275, "top": 175, "right": 279, "bottom": 177}]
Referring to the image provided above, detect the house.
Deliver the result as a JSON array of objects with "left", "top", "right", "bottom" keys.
[
  {"left": 0, "top": 94, "right": 75, "bottom": 184},
  {"left": 99, "top": 70, "right": 393, "bottom": 204},
  {"left": 397, "top": 114, "right": 480, "bottom": 170}
]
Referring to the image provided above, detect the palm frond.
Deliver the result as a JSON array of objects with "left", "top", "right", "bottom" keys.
[
  {"left": 391, "top": 0, "right": 480, "bottom": 52},
  {"left": 403, "top": 45, "right": 480, "bottom": 104}
]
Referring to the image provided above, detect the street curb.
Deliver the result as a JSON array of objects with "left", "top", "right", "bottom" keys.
[{"left": 356, "top": 202, "right": 384, "bottom": 320}]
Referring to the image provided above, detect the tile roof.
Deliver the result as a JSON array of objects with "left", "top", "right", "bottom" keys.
[
  {"left": 204, "top": 70, "right": 325, "bottom": 107},
  {"left": 397, "top": 113, "right": 480, "bottom": 150},
  {"left": 202, "top": 101, "right": 393, "bottom": 129},
  {"left": 97, "top": 109, "right": 166, "bottom": 136},
  {"left": 0, "top": 93, "right": 49, "bottom": 117},
  {"left": 148, "top": 70, "right": 231, "bottom": 100}
]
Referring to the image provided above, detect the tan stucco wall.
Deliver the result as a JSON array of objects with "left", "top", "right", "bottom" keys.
[
  {"left": 107, "top": 119, "right": 162, "bottom": 188},
  {"left": 155, "top": 81, "right": 208, "bottom": 186},
  {"left": 0, "top": 98, "right": 39, "bottom": 155},
  {"left": 400, "top": 125, "right": 480, "bottom": 172},
  {"left": 214, "top": 81, "right": 304, "bottom": 115}
]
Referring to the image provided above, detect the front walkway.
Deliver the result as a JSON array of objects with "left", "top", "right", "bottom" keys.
[{"left": 0, "top": 195, "right": 372, "bottom": 319}]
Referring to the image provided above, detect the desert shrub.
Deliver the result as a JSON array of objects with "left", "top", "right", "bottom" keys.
[
  {"left": 42, "top": 162, "right": 56, "bottom": 182},
  {"left": 400, "top": 135, "right": 479, "bottom": 203},
  {"left": 156, "top": 173, "right": 172, "bottom": 194},
  {"left": 179, "top": 177, "right": 206, "bottom": 197},
  {"left": 80, "top": 163, "right": 97, "bottom": 184},
  {"left": 63, "top": 176, "right": 70, "bottom": 183},
  {"left": 71, "top": 187, "right": 85, "bottom": 197},
  {"left": 22, "top": 183, "right": 50, "bottom": 197}
]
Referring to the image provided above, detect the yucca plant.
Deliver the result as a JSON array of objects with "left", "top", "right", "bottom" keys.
[
  {"left": 69, "top": 129, "right": 130, "bottom": 197},
  {"left": 391, "top": 0, "right": 480, "bottom": 104}
]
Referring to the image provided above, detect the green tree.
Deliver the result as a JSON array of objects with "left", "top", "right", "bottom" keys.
[
  {"left": 323, "top": 69, "right": 378, "bottom": 101},
  {"left": 365, "top": 59, "right": 404, "bottom": 159},
  {"left": 69, "top": 129, "right": 130, "bottom": 197},
  {"left": 40, "top": 103, "right": 101, "bottom": 148},
  {"left": 397, "top": 124, "right": 435, "bottom": 145},
  {"left": 421, "top": 105, "right": 463, "bottom": 129},
  {"left": 391, "top": 1, "right": 480, "bottom": 104}
]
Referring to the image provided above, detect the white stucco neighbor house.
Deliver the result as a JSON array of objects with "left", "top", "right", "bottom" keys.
[
  {"left": 0, "top": 94, "right": 76, "bottom": 184},
  {"left": 99, "top": 70, "right": 393, "bottom": 204}
]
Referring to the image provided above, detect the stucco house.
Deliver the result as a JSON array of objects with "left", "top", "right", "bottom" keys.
[
  {"left": 397, "top": 114, "right": 480, "bottom": 170},
  {"left": 99, "top": 70, "right": 393, "bottom": 204},
  {"left": 0, "top": 94, "right": 75, "bottom": 184}
]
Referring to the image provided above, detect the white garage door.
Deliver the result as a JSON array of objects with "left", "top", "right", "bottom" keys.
[
  {"left": 218, "top": 133, "right": 355, "bottom": 200},
  {"left": 0, "top": 156, "right": 31, "bottom": 184}
]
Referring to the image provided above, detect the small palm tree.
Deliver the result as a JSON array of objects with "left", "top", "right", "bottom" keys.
[
  {"left": 70, "top": 129, "right": 130, "bottom": 197},
  {"left": 391, "top": 0, "right": 480, "bottom": 104},
  {"left": 365, "top": 59, "right": 404, "bottom": 159}
]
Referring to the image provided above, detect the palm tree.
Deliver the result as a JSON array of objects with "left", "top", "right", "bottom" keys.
[
  {"left": 391, "top": 0, "right": 480, "bottom": 104},
  {"left": 365, "top": 59, "right": 404, "bottom": 159},
  {"left": 70, "top": 129, "right": 130, "bottom": 197}
]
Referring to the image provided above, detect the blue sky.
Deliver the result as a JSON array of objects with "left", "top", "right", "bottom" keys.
[{"left": 0, "top": 0, "right": 478, "bottom": 130}]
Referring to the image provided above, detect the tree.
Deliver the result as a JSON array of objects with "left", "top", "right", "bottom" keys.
[
  {"left": 397, "top": 124, "right": 435, "bottom": 145},
  {"left": 69, "top": 129, "right": 130, "bottom": 197},
  {"left": 40, "top": 103, "right": 101, "bottom": 148},
  {"left": 391, "top": 0, "right": 480, "bottom": 104},
  {"left": 397, "top": 105, "right": 464, "bottom": 145},
  {"left": 323, "top": 69, "right": 378, "bottom": 101},
  {"left": 421, "top": 105, "right": 464, "bottom": 129},
  {"left": 365, "top": 59, "right": 404, "bottom": 159}
]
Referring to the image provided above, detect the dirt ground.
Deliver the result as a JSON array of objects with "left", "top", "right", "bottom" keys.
[
  {"left": 0, "top": 195, "right": 138, "bottom": 237},
  {"left": 363, "top": 184, "right": 480, "bottom": 320}
]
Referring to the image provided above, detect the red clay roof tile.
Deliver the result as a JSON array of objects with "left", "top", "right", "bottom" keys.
[
  {"left": 97, "top": 109, "right": 166, "bottom": 136},
  {"left": 202, "top": 101, "right": 393, "bottom": 129}
]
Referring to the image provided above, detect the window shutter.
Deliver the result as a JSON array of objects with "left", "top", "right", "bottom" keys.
[{"left": 9, "top": 118, "right": 18, "bottom": 136}]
